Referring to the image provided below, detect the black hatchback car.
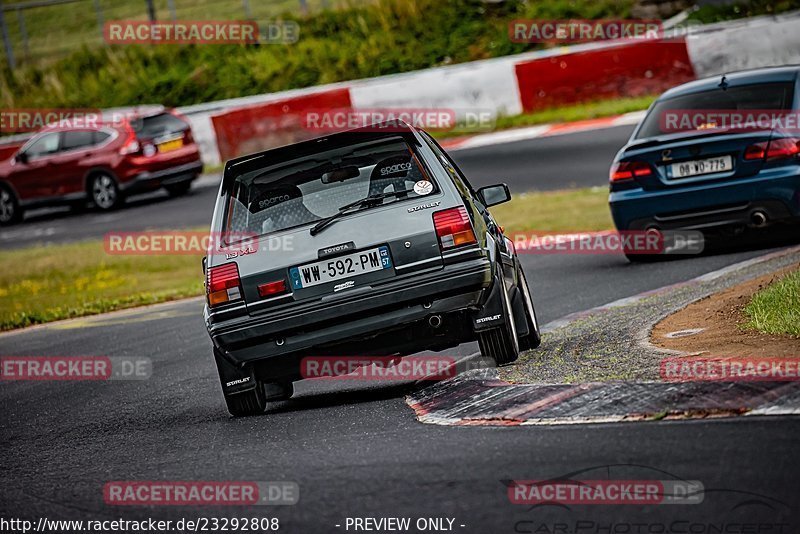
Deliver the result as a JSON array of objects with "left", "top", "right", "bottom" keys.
[{"left": 204, "top": 121, "right": 541, "bottom": 416}]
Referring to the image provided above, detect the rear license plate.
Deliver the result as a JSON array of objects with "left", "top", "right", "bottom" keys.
[
  {"left": 157, "top": 138, "right": 184, "bottom": 153},
  {"left": 289, "top": 246, "right": 392, "bottom": 289},
  {"left": 669, "top": 155, "right": 733, "bottom": 179}
]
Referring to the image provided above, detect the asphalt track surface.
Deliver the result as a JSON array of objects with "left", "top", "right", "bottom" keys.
[
  {"left": 2, "top": 123, "right": 800, "bottom": 531},
  {"left": 0, "top": 124, "right": 634, "bottom": 249}
]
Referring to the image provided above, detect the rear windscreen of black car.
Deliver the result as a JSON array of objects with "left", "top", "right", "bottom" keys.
[
  {"left": 222, "top": 137, "right": 438, "bottom": 237},
  {"left": 635, "top": 82, "right": 796, "bottom": 139},
  {"left": 131, "top": 113, "right": 188, "bottom": 140}
]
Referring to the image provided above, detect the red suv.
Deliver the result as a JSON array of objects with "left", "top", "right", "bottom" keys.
[{"left": 0, "top": 109, "right": 203, "bottom": 225}]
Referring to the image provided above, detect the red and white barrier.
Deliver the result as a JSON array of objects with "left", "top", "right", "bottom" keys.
[
  {"left": 2, "top": 14, "right": 796, "bottom": 166},
  {"left": 202, "top": 14, "right": 799, "bottom": 164}
]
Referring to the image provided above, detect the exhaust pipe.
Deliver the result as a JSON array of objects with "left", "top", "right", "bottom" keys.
[
  {"left": 428, "top": 315, "right": 443, "bottom": 329},
  {"left": 750, "top": 210, "right": 768, "bottom": 228}
]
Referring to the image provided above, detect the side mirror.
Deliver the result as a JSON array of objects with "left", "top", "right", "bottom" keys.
[
  {"left": 477, "top": 183, "right": 511, "bottom": 207},
  {"left": 13, "top": 151, "right": 28, "bottom": 164}
]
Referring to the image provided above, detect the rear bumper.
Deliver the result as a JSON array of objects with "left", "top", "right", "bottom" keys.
[
  {"left": 208, "top": 256, "right": 492, "bottom": 366},
  {"left": 120, "top": 160, "right": 203, "bottom": 193},
  {"left": 610, "top": 167, "right": 800, "bottom": 231}
]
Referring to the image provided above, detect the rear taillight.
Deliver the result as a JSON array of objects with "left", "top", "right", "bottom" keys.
[
  {"left": 433, "top": 206, "right": 477, "bottom": 250},
  {"left": 118, "top": 123, "right": 141, "bottom": 155},
  {"left": 206, "top": 262, "right": 242, "bottom": 307},
  {"left": 610, "top": 161, "right": 653, "bottom": 182},
  {"left": 744, "top": 142, "right": 767, "bottom": 160},
  {"left": 257, "top": 279, "right": 287, "bottom": 298},
  {"left": 745, "top": 138, "right": 800, "bottom": 161},
  {"left": 169, "top": 109, "right": 194, "bottom": 143}
]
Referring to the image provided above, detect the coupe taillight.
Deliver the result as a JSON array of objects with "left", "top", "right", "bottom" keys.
[
  {"left": 744, "top": 138, "right": 800, "bottom": 160},
  {"left": 433, "top": 206, "right": 477, "bottom": 250},
  {"left": 610, "top": 161, "right": 653, "bottom": 182},
  {"left": 206, "top": 263, "right": 242, "bottom": 307}
]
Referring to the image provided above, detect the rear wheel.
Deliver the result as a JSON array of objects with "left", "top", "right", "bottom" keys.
[
  {"left": 477, "top": 271, "right": 520, "bottom": 366},
  {"left": 224, "top": 387, "right": 267, "bottom": 417},
  {"left": 0, "top": 185, "right": 22, "bottom": 226},
  {"left": 89, "top": 172, "right": 121, "bottom": 210},
  {"left": 517, "top": 267, "right": 541, "bottom": 351}
]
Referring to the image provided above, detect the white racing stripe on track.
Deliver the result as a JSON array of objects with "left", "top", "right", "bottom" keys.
[{"left": 448, "top": 110, "right": 644, "bottom": 153}]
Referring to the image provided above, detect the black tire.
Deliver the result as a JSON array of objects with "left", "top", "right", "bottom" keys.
[
  {"left": 165, "top": 181, "right": 192, "bottom": 197},
  {"left": 264, "top": 381, "right": 294, "bottom": 401},
  {"left": 517, "top": 267, "right": 542, "bottom": 351},
  {"left": 224, "top": 387, "right": 267, "bottom": 417},
  {"left": 0, "top": 185, "right": 22, "bottom": 226},
  {"left": 477, "top": 271, "right": 520, "bottom": 366},
  {"left": 624, "top": 252, "right": 663, "bottom": 263},
  {"left": 88, "top": 172, "right": 122, "bottom": 210}
]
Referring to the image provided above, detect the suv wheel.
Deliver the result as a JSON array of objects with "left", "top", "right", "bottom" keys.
[
  {"left": 517, "top": 267, "right": 541, "bottom": 351},
  {"left": 477, "top": 272, "right": 520, "bottom": 366},
  {"left": 90, "top": 173, "right": 121, "bottom": 210},
  {"left": 624, "top": 252, "right": 662, "bottom": 263},
  {"left": 165, "top": 181, "right": 192, "bottom": 197},
  {"left": 0, "top": 185, "right": 22, "bottom": 226}
]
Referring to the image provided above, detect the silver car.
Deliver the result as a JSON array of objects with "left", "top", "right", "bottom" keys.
[{"left": 204, "top": 122, "right": 541, "bottom": 416}]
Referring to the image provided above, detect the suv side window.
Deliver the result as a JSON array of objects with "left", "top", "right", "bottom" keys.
[
  {"left": 93, "top": 131, "right": 111, "bottom": 145},
  {"left": 23, "top": 132, "right": 60, "bottom": 158},
  {"left": 61, "top": 130, "right": 96, "bottom": 151}
]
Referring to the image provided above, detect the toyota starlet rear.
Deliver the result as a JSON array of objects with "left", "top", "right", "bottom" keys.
[
  {"left": 203, "top": 123, "right": 522, "bottom": 416},
  {"left": 609, "top": 66, "right": 800, "bottom": 260}
]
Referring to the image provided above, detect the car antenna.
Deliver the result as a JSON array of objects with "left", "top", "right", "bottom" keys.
[{"left": 718, "top": 74, "right": 728, "bottom": 90}]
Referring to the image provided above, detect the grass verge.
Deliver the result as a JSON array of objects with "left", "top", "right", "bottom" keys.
[
  {"left": 0, "top": 186, "right": 612, "bottom": 331},
  {"left": 429, "top": 95, "right": 656, "bottom": 140},
  {"left": 493, "top": 95, "right": 655, "bottom": 131},
  {"left": 743, "top": 268, "right": 800, "bottom": 337},
  {"left": 0, "top": 240, "right": 203, "bottom": 331},
  {"left": 491, "top": 186, "right": 612, "bottom": 233}
]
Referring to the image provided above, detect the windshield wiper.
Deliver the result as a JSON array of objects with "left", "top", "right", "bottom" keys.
[{"left": 309, "top": 189, "right": 416, "bottom": 236}]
